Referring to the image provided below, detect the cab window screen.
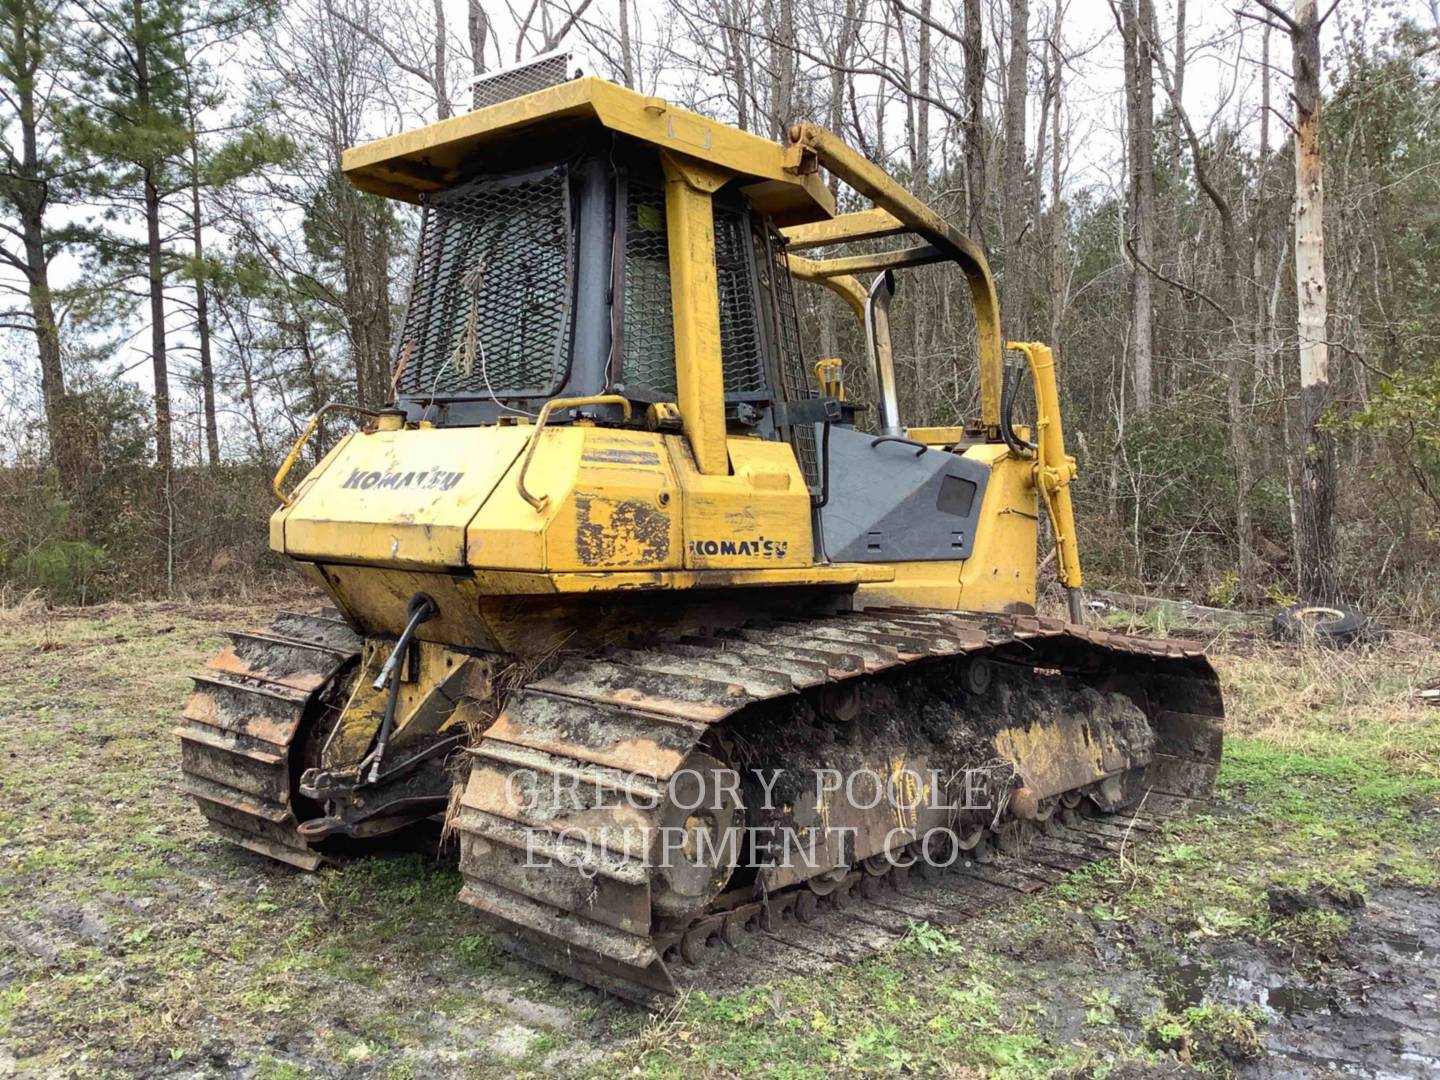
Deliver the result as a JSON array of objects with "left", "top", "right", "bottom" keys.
[
  {"left": 619, "top": 183, "right": 677, "bottom": 397},
  {"left": 395, "top": 166, "right": 573, "bottom": 399},
  {"left": 619, "top": 183, "right": 769, "bottom": 399}
]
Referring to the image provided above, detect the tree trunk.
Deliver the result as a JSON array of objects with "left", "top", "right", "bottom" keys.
[
  {"left": 1290, "top": 0, "right": 1337, "bottom": 602},
  {"left": 618, "top": 0, "right": 634, "bottom": 88},
  {"left": 25, "top": 225, "right": 67, "bottom": 455},
  {"left": 1047, "top": 23, "right": 1064, "bottom": 353},
  {"left": 190, "top": 177, "right": 219, "bottom": 468},
  {"left": 468, "top": 0, "right": 489, "bottom": 105},
  {"left": 726, "top": 0, "right": 749, "bottom": 130},
  {"left": 130, "top": 0, "right": 170, "bottom": 472},
  {"left": 185, "top": 83, "right": 220, "bottom": 468},
  {"left": 144, "top": 165, "right": 172, "bottom": 472},
  {"left": 1003, "top": 0, "right": 1029, "bottom": 276},
  {"left": 1160, "top": 0, "right": 1184, "bottom": 402},
  {"left": 1120, "top": 0, "right": 1155, "bottom": 414},
  {"left": 770, "top": 0, "right": 795, "bottom": 138},
  {"left": 432, "top": 0, "right": 449, "bottom": 119},
  {"left": 915, "top": 0, "right": 931, "bottom": 194},
  {"left": 962, "top": 0, "right": 985, "bottom": 237}
]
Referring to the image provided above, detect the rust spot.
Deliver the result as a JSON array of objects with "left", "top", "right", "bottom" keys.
[{"left": 574, "top": 493, "right": 671, "bottom": 568}]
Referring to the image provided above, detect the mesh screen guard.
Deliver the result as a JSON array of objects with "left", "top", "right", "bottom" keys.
[
  {"left": 393, "top": 166, "right": 575, "bottom": 401},
  {"left": 618, "top": 180, "right": 771, "bottom": 400},
  {"left": 470, "top": 53, "right": 574, "bottom": 110}
]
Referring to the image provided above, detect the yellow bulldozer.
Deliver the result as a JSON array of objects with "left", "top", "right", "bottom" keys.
[{"left": 177, "top": 56, "right": 1223, "bottom": 1001}]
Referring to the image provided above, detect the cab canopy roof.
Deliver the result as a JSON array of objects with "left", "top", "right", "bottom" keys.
[{"left": 341, "top": 76, "right": 835, "bottom": 227}]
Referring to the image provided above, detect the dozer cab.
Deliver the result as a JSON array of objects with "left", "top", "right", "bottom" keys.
[{"left": 177, "top": 56, "right": 1224, "bottom": 1001}]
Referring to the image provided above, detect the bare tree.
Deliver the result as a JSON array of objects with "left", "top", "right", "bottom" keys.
[
  {"left": 617, "top": 0, "right": 634, "bottom": 87},
  {"left": 914, "top": 0, "right": 931, "bottom": 193},
  {"left": 1115, "top": 0, "right": 1155, "bottom": 414},
  {"left": 181, "top": 59, "right": 220, "bottom": 467},
  {"left": 962, "top": 0, "right": 986, "bottom": 237},
  {"left": 1146, "top": 12, "right": 1261, "bottom": 596},
  {"left": 1251, "top": 0, "right": 1338, "bottom": 601},
  {"left": 1002, "top": 0, "right": 1029, "bottom": 304}
]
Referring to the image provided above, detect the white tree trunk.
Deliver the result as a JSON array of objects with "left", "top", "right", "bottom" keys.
[{"left": 1291, "top": 0, "right": 1338, "bottom": 601}]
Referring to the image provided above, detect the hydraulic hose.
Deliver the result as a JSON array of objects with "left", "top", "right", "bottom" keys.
[
  {"left": 999, "top": 359, "right": 1037, "bottom": 456},
  {"left": 366, "top": 594, "right": 437, "bottom": 783}
]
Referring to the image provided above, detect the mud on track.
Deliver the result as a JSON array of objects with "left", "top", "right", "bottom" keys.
[{"left": 0, "top": 600, "right": 1437, "bottom": 1078}]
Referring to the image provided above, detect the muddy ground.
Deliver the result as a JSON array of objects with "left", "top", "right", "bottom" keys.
[{"left": 0, "top": 600, "right": 1436, "bottom": 1078}]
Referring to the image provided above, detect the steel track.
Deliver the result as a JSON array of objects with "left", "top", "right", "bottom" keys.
[
  {"left": 175, "top": 611, "right": 361, "bottom": 869},
  {"left": 452, "top": 609, "right": 1224, "bottom": 1002}
]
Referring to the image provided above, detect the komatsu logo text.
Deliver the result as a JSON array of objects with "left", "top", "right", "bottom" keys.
[
  {"left": 688, "top": 537, "right": 788, "bottom": 559},
  {"left": 340, "top": 467, "right": 465, "bottom": 492}
]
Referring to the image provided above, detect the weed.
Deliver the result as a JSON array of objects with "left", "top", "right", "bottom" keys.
[
  {"left": 613, "top": 990, "right": 692, "bottom": 1070},
  {"left": 252, "top": 1057, "right": 313, "bottom": 1080},
  {"left": 1144, "top": 1004, "right": 1265, "bottom": 1074},
  {"left": 0, "top": 987, "right": 25, "bottom": 1036},
  {"left": 901, "top": 919, "right": 962, "bottom": 957},
  {"left": 1082, "top": 988, "right": 1120, "bottom": 1026},
  {"left": 843, "top": 1023, "right": 915, "bottom": 1071},
  {"left": 1265, "top": 908, "right": 1350, "bottom": 956},
  {"left": 457, "top": 932, "right": 498, "bottom": 972}
]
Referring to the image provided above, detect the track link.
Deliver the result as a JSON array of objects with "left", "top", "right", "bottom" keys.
[
  {"left": 452, "top": 609, "right": 1224, "bottom": 1002},
  {"left": 652, "top": 803, "right": 1179, "bottom": 1000},
  {"left": 176, "top": 611, "right": 361, "bottom": 869}
]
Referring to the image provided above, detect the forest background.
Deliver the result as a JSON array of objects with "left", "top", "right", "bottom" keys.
[{"left": 1, "top": 0, "right": 1436, "bottom": 618}]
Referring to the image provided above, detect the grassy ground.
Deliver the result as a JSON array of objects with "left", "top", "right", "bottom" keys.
[{"left": 0, "top": 599, "right": 1436, "bottom": 1078}]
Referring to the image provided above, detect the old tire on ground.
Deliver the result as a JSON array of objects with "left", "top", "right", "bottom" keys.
[{"left": 1271, "top": 603, "right": 1372, "bottom": 646}]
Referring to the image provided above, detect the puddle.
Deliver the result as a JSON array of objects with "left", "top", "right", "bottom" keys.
[
  {"left": 1158, "top": 960, "right": 1333, "bottom": 1019},
  {"left": 1376, "top": 929, "right": 1425, "bottom": 960},
  {"left": 1150, "top": 887, "right": 1440, "bottom": 1078},
  {"left": 1262, "top": 984, "right": 1333, "bottom": 1017},
  {"left": 1160, "top": 960, "right": 1208, "bottom": 1011}
]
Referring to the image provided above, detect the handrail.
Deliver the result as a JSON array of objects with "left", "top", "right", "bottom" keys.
[
  {"left": 516, "top": 394, "right": 633, "bottom": 511},
  {"left": 273, "top": 403, "right": 382, "bottom": 506},
  {"left": 869, "top": 435, "right": 928, "bottom": 457}
]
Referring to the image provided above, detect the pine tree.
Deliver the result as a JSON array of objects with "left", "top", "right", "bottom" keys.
[
  {"left": 67, "top": 0, "right": 191, "bottom": 473},
  {"left": 0, "top": 0, "right": 85, "bottom": 490}
]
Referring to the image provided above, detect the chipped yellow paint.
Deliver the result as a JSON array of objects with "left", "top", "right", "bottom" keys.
[
  {"left": 467, "top": 426, "right": 681, "bottom": 573},
  {"left": 779, "top": 208, "right": 907, "bottom": 250},
  {"left": 1009, "top": 341, "right": 1084, "bottom": 591},
  {"left": 471, "top": 564, "right": 888, "bottom": 594},
  {"left": 957, "top": 445, "right": 1040, "bottom": 612},
  {"left": 992, "top": 710, "right": 1134, "bottom": 800},
  {"left": 889, "top": 755, "right": 920, "bottom": 834},
  {"left": 671, "top": 437, "right": 813, "bottom": 569}
]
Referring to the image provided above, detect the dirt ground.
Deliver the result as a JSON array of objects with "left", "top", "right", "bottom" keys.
[{"left": 0, "top": 599, "right": 1436, "bottom": 1079}]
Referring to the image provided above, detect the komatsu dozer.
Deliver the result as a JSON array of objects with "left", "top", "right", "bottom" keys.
[{"left": 177, "top": 56, "right": 1223, "bottom": 1001}]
